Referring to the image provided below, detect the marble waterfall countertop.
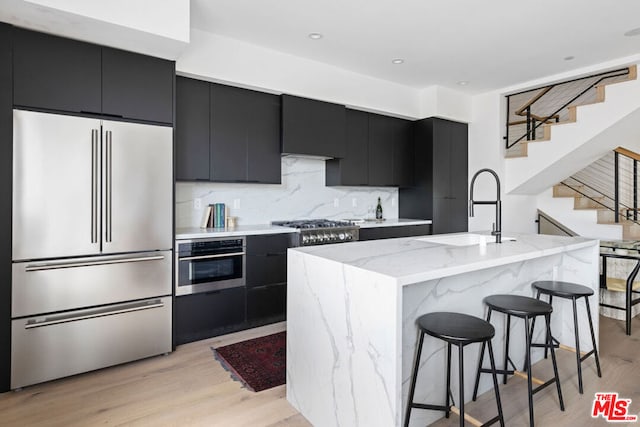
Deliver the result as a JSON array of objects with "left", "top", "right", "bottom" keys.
[
  {"left": 286, "top": 232, "right": 600, "bottom": 427},
  {"left": 290, "top": 231, "right": 596, "bottom": 286}
]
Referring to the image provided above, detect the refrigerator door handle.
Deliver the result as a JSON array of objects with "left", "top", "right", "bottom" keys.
[
  {"left": 24, "top": 254, "right": 166, "bottom": 272},
  {"left": 23, "top": 300, "right": 165, "bottom": 329},
  {"left": 105, "top": 130, "right": 113, "bottom": 243},
  {"left": 91, "top": 129, "right": 99, "bottom": 244}
]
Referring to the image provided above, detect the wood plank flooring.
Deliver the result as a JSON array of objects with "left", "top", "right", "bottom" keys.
[{"left": 0, "top": 316, "right": 638, "bottom": 426}]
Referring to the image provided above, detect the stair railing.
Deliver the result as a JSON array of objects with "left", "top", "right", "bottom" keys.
[
  {"left": 505, "top": 67, "right": 632, "bottom": 150},
  {"left": 560, "top": 148, "right": 640, "bottom": 226}
]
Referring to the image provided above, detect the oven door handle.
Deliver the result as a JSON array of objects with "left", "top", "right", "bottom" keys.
[{"left": 179, "top": 252, "right": 245, "bottom": 261}]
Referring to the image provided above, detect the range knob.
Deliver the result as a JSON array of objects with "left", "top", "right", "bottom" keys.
[
  {"left": 322, "top": 233, "right": 330, "bottom": 242},
  {"left": 329, "top": 233, "right": 337, "bottom": 242},
  {"left": 308, "top": 234, "right": 317, "bottom": 244},
  {"left": 302, "top": 235, "right": 310, "bottom": 244},
  {"left": 338, "top": 232, "right": 346, "bottom": 241},
  {"left": 345, "top": 232, "right": 353, "bottom": 241}
]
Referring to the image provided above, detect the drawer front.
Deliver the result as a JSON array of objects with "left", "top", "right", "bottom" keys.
[
  {"left": 247, "top": 283, "right": 286, "bottom": 321},
  {"left": 246, "top": 234, "right": 290, "bottom": 287},
  {"left": 12, "top": 250, "right": 172, "bottom": 317},
  {"left": 359, "top": 224, "right": 432, "bottom": 241},
  {"left": 174, "top": 287, "right": 246, "bottom": 344},
  {"left": 11, "top": 297, "right": 172, "bottom": 389}
]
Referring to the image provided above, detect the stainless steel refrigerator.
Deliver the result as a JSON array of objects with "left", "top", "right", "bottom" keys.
[{"left": 11, "top": 109, "right": 173, "bottom": 389}]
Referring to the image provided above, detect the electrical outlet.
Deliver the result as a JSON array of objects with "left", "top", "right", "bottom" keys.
[
  {"left": 352, "top": 198, "right": 357, "bottom": 207},
  {"left": 334, "top": 198, "right": 339, "bottom": 208},
  {"left": 233, "top": 199, "right": 240, "bottom": 209},
  {"left": 194, "top": 198, "right": 202, "bottom": 210}
]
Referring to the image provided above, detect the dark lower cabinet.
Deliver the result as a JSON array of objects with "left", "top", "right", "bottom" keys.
[
  {"left": 101, "top": 47, "right": 174, "bottom": 124},
  {"left": 0, "top": 22, "right": 12, "bottom": 393},
  {"left": 247, "top": 283, "right": 286, "bottom": 321},
  {"left": 358, "top": 224, "right": 432, "bottom": 241},
  {"left": 174, "top": 288, "right": 246, "bottom": 345}
]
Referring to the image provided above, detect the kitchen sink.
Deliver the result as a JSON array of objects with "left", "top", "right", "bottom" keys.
[{"left": 416, "top": 233, "right": 516, "bottom": 246}]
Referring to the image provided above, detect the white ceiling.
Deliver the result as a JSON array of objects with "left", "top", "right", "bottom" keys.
[{"left": 191, "top": 0, "right": 640, "bottom": 94}]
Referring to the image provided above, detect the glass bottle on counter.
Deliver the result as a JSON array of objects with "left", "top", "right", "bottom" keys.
[{"left": 375, "top": 197, "right": 383, "bottom": 220}]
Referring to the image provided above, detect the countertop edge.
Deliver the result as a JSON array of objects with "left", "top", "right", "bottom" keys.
[{"left": 176, "top": 225, "right": 299, "bottom": 240}]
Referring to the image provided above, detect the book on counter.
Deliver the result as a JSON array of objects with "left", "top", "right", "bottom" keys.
[{"left": 200, "top": 203, "right": 227, "bottom": 228}]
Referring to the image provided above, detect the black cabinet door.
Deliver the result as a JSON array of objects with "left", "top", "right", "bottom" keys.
[
  {"left": 392, "top": 118, "right": 414, "bottom": 187},
  {"left": 449, "top": 121, "right": 469, "bottom": 199},
  {"left": 176, "top": 77, "right": 210, "bottom": 181},
  {"left": 210, "top": 83, "right": 248, "bottom": 181},
  {"left": 13, "top": 28, "right": 102, "bottom": 114},
  {"left": 431, "top": 119, "right": 451, "bottom": 199},
  {"left": 247, "top": 283, "right": 286, "bottom": 321},
  {"left": 174, "top": 288, "right": 246, "bottom": 345},
  {"left": 102, "top": 47, "right": 174, "bottom": 124},
  {"left": 368, "top": 114, "right": 395, "bottom": 186},
  {"left": 326, "top": 109, "right": 369, "bottom": 186},
  {"left": 281, "top": 94, "right": 346, "bottom": 158},
  {"left": 246, "top": 91, "right": 281, "bottom": 184},
  {"left": 246, "top": 234, "right": 290, "bottom": 287}
]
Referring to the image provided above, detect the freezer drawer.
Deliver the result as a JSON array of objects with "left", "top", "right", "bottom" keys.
[
  {"left": 11, "top": 297, "right": 172, "bottom": 389},
  {"left": 12, "top": 250, "right": 172, "bottom": 318}
]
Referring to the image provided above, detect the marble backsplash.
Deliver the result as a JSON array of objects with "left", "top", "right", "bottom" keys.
[{"left": 176, "top": 156, "right": 399, "bottom": 227}]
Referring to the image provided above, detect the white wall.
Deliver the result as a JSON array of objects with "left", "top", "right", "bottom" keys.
[
  {"left": 419, "top": 85, "right": 472, "bottom": 122},
  {"left": 176, "top": 157, "right": 398, "bottom": 227},
  {"left": 177, "top": 29, "right": 422, "bottom": 119}
]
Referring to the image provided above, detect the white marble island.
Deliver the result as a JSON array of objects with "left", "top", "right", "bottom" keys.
[{"left": 286, "top": 232, "right": 599, "bottom": 427}]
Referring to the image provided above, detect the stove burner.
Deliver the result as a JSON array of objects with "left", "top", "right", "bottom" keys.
[{"left": 272, "top": 219, "right": 359, "bottom": 246}]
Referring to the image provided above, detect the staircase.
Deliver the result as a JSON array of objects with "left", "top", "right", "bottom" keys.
[{"left": 504, "top": 64, "right": 640, "bottom": 195}]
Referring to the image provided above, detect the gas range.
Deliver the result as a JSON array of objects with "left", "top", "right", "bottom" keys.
[{"left": 272, "top": 219, "right": 359, "bottom": 246}]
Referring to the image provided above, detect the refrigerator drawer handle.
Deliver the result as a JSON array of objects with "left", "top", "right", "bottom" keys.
[
  {"left": 178, "top": 252, "right": 245, "bottom": 261},
  {"left": 24, "top": 301, "right": 165, "bottom": 329},
  {"left": 25, "top": 255, "right": 165, "bottom": 272}
]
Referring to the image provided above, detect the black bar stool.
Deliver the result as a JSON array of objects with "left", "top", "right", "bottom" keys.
[
  {"left": 404, "top": 312, "right": 504, "bottom": 427},
  {"left": 472, "top": 295, "right": 564, "bottom": 427},
  {"left": 530, "top": 280, "right": 602, "bottom": 394}
]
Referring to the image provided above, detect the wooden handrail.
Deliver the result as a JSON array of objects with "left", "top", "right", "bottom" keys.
[
  {"left": 615, "top": 146, "right": 640, "bottom": 162},
  {"left": 515, "top": 86, "right": 554, "bottom": 116}
]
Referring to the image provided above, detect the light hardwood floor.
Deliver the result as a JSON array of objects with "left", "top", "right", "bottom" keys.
[{"left": 0, "top": 316, "right": 638, "bottom": 426}]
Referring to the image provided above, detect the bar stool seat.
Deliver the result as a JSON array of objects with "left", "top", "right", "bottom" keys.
[
  {"left": 473, "top": 294, "right": 564, "bottom": 427},
  {"left": 532, "top": 281, "right": 602, "bottom": 394},
  {"left": 405, "top": 312, "right": 504, "bottom": 427}
]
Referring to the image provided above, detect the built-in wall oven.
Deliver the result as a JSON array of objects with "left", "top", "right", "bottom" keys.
[{"left": 175, "top": 237, "right": 246, "bottom": 296}]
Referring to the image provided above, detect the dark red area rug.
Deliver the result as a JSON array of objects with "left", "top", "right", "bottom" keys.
[{"left": 212, "top": 331, "right": 286, "bottom": 392}]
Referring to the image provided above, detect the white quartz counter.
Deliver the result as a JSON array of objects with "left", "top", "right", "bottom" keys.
[
  {"left": 176, "top": 225, "right": 298, "bottom": 240},
  {"left": 286, "top": 232, "right": 600, "bottom": 427},
  {"left": 291, "top": 231, "right": 595, "bottom": 286},
  {"left": 356, "top": 218, "right": 432, "bottom": 228}
]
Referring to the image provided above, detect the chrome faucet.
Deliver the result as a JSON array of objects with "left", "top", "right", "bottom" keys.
[{"left": 469, "top": 168, "right": 502, "bottom": 243}]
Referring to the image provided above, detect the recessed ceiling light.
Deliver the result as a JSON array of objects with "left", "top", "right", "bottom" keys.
[
  {"left": 457, "top": 81, "right": 469, "bottom": 86},
  {"left": 308, "top": 33, "right": 323, "bottom": 40},
  {"left": 392, "top": 59, "right": 404, "bottom": 65},
  {"left": 624, "top": 27, "right": 640, "bottom": 37},
  {"left": 564, "top": 56, "right": 575, "bottom": 61}
]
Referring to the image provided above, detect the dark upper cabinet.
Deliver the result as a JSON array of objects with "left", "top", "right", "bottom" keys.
[
  {"left": 13, "top": 28, "right": 102, "bottom": 114},
  {"left": 176, "top": 78, "right": 281, "bottom": 184},
  {"left": 176, "top": 77, "right": 210, "bottom": 181},
  {"left": 101, "top": 48, "right": 174, "bottom": 124},
  {"left": 210, "top": 83, "right": 281, "bottom": 183},
  {"left": 12, "top": 28, "right": 173, "bottom": 124},
  {"left": 399, "top": 117, "right": 468, "bottom": 234},
  {"left": 281, "top": 94, "right": 346, "bottom": 158},
  {"left": 326, "top": 109, "right": 369, "bottom": 186},
  {"left": 327, "top": 110, "right": 413, "bottom": 187},
  {"left": 210, "top": 83, "right": 249, "bottom": 181}
]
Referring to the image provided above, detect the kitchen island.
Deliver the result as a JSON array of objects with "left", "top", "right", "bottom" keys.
[{"left": 286, "top": 232, "right": 599, "bottom": 427}]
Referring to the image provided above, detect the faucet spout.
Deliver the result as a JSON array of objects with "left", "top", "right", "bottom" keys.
[{"left": 469, "top": 168, "right": 502, "bottom": 243}]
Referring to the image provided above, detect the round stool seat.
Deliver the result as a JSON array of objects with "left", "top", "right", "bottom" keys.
[
  {"left": 418, "top": 312, "right": 495, "bottom": 344},
  {"left": 484, "top": 294, "right": 552, "bottom": 316},
  {"left": 532, "top": 280, "right": 594, "bottom": 298}
]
